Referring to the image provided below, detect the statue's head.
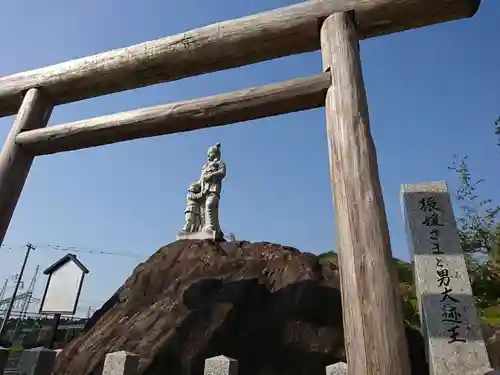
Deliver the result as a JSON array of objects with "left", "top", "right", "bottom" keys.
[
  {"left": 189, "top": 181, "right": 201, "bottom": 193},
  {"left": 207, "top": 142, "right": 221, "bottom": 161}
]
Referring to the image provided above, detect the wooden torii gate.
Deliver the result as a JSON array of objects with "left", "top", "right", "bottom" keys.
[{"left": 0, "top": 1, "right": 480, "bottom": 374}]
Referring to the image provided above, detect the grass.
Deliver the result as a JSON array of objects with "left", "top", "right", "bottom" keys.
[
  {"left": 8, "top": 345, "right": 24, "bottom": 352},
  {"left": 481, "top": 305, "right": 500, "bottom": 326}
]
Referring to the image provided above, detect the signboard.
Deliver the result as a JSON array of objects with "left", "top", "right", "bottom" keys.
[{"left": 39, "top": 253, "right": 89, "bottom": 315}]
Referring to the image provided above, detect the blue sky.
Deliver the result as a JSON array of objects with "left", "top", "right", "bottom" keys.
[{"left": 0, "top": 0, "right": 498, "bottom": 316}]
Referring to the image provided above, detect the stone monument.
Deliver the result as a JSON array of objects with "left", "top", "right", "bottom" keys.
[
  {"left": 325, "top": 362, "right": 347, "bottom": 375},
  {"left": 178, "top": 142, "right": 226, "bottom": 241},
  {"left": 401, "top": 181, "right": 493, "bottom": 375}
]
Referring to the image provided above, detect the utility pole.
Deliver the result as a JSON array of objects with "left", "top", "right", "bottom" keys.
[
  {"left": 13, "top": 265, "right": 39, "bottom": 337},
  {"left": 0, "top": 243, "right": 34, "bottom": 339},
  {"left": 0, "top": 278, "right": 7, "bottom": 302}
]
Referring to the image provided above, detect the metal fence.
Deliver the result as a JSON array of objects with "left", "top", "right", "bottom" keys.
[{"left": 0, "top": 314, "right": 87, "bottom": 349}]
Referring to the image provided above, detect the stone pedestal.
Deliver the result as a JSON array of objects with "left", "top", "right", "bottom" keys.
[
  {"left": 401, "top": 181, "right": 493, "bottom": 375},
  {"left": 177, "top": 230, "right": 224, "bottom": 241}
]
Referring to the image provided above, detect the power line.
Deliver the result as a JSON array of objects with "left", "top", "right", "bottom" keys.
[
  {"left": 1, "top": 243, "right": 143, "bottom": 258},
  {"left": 36, "top": 243, "right": 143, "bottom": 257},
  {"left": 0, "top": 244, "right": 26, "bottom": 251}
]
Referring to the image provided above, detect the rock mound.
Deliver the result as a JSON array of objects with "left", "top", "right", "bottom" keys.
[{"left": 54, "top": 240, "right": 429, "bottom": 375}]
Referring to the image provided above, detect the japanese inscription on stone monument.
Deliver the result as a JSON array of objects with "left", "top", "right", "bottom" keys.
[
  {"left": 419, "top": 195, "right": 466, "bottom": 344},
  {"left": 401, "top": 181, "right": 492, "bottom": 375}
]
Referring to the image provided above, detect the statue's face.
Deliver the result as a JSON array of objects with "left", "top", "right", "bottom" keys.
[{"left": 207, "top": 148, "right": 217, "bottom": 161}]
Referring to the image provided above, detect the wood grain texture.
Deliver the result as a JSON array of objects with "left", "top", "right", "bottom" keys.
[
  {"left": 16, "top": 73, "right": 331, "bottom": 155},
  {"left": 0, "top": 88, "right": 53, "bottom": 246},
  {"left": 320, "top": 12, "right": 411, "bottom": 375},
  {"left": 0, "top": 0, "right": 479, "bottom": 118}
]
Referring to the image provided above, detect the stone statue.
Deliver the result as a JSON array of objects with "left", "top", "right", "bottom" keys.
[
  {"left": 178, "top": 142, "right": 227, "bottom": 241},
  {"left": 181, "top": 181, "right": 204, "bottom": 232}
]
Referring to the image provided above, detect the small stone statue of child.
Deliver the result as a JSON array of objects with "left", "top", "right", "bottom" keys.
[{"left": 182, "top": 181, "right": 204, "bottom": 232}]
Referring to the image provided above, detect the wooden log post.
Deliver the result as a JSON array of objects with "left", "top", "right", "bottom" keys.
[
  {"left": 0, "top": 88, "right": 53, "bottom": 246},
  {"left": 320, "top": 12, "right": 411, "bottom": 375}
]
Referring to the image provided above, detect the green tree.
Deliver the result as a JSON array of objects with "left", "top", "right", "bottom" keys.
[
  {"left": 447, "top": 116, "right": 500, "bottom": 316},
  {"left": 465, "top": 256, "right": 500, "bottom": 309},
  {"left": 449, "top": 156, "right": 500, "bottom": 263}
]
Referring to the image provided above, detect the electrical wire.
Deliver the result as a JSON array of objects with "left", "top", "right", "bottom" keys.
[{"left": 1, "top": 243, "right": 144, "bottom": 258}]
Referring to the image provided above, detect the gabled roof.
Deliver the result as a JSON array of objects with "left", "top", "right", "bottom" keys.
[{"left": 43, "top": 253, "right": 90, "bottom": 275}]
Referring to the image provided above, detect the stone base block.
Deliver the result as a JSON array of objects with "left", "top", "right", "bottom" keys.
[{"left": 177, "top": 230, "right": 224, "bottom": 241}]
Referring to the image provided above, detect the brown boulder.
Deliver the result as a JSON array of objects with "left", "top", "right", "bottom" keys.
[{"left": 54, "top": 240, "right": 429, "bottom": 375}]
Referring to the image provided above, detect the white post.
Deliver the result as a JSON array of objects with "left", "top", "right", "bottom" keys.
[
  {"left": 326, "top": 362, "right": 348, "bottom": 375},
  {"left": 102, "top": 351, "right": 139, "bottom": 375},
  {"left": 204, "top": 356, "right": 238, "bottom": 375}
]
